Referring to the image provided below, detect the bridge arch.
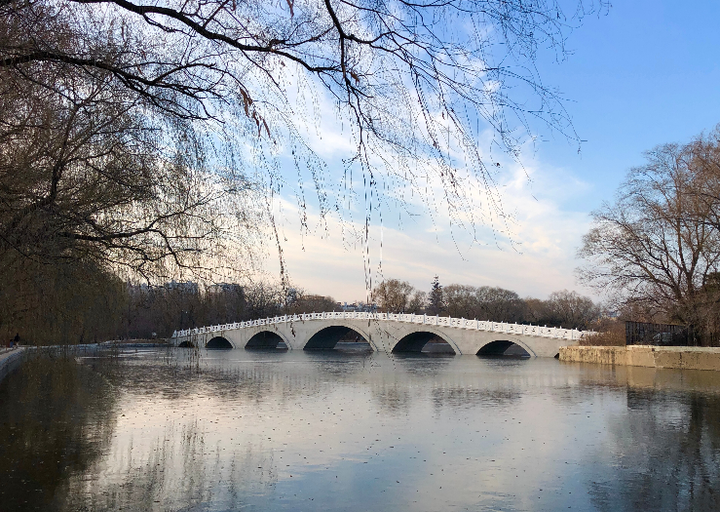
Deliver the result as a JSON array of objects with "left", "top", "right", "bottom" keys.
[
  {"left": 303, "top": 324, "right": 375, "bottom": 351},
  {"left": 246, "top": 331, "right": 288, "bottom": 350},
  {"left": 178, "top": 340, "right": 195, "bottom": 348},
  {"left": 391, "top": 330, "right": 457, "bottom": 354},
  {"left": 477, "top": 338, "right": 535, "bottom": 358},
  {"left": 207, "top": 336, "right": 234, "bottom": 349}
]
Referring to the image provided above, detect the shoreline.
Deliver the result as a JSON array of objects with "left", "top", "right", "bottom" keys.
[
  {"left": 559, "top": 345, "right": 720, "bottom": 372},
  {"left": 0, "top": 340, "right": 170, "bottom": 384}
]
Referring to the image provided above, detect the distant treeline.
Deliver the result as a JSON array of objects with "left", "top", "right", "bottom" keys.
[
  {"left": 1, "top": 264, "right": 601, "bottom": 345},
  {"left": 122, "top": 283, "right": 337, "bottom": 339},
  {"left": 0, "top": 258, "right": 336, "bottom": 344},
  {"left": 372, "top": 278, "right": 601, "bottom": 331}
]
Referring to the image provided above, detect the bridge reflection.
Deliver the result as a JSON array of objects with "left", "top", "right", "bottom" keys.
[
  {"left": 393, "top": 332, "right": 456, "bottom": 354},
  {"left": 304, "top": 326, "right": 368, "bottom": 350},
  {"left": 477, "top": 340, "right": 531, "bottom": 358},
  {"left": 245, "top": 332, "right": 286, "bottom": 350}
]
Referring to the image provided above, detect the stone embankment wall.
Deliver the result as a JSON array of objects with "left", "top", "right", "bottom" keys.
[
  {"left": 560, "top": 345, "right": 720, "bottom": 372},
  {"left": 0, "top": 348, "right": 25, "bottom": 383}
]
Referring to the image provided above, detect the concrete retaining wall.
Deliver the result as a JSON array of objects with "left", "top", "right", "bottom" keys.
[
  {"left": 559, "top": 345, "right": 720, "bottom": 371},
  {"left": 0, "top": 348, "right": 25, "bottom": 383}
]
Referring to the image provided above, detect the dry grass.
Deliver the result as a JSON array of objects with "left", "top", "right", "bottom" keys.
[{"left": 580, "top": 322, "right": 626, "bottom": 346}]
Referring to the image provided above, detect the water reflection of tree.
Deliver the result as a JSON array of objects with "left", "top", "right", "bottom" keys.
[
  {"left": 589, "top": 389, "right": 720, "bottom": 511},
  {"left": 0, "top": 352, "right": 118, "bottom": 512},
  {"left": 431, "top": 387, "right": 522, "bottom": 411},
  {"left": 391, "top": 354, "right": 453, "bottom": 377},
  {"left": 114, "top": 354, "right": 329, "bottom": 406},
  {"left": 371, "top": 383, "right": 412, "bottom": 415},
  {"left": 62, "top": 415, "right": 280, "bottom": 512},
  {"left": 57, "top": 353, "right": 289, "bottom": 510}
]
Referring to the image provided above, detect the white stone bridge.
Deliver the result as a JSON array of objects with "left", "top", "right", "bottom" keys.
[{"left": 171, "top": 312, "right": 589, "bottom": 358}]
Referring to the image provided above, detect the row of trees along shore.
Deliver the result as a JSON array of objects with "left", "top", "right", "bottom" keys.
[
  {"left": 1, "top": 279, "right": 340, "bottom": 345},
  {"left": 1, "top": 273, "right": 601, "bottom": 344}
]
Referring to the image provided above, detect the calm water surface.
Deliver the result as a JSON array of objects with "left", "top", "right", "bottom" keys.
[{"left": 1, "top": 348, "right": 719, "bottom": 511}]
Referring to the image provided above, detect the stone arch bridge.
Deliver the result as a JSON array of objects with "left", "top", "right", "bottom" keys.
[{"left": 171, "top": 312, "right": 589, "bottom": 358}]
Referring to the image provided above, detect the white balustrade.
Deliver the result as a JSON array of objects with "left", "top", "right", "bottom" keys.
[{"left": 170, "top": 310, "right": 592, "bottom": 340}]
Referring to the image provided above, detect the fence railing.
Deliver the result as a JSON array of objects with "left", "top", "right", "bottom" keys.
[
  {"left": 172, "top": 311, "right": 590, "bottom": 341},
  {"left": 625, "top": 321, "right": 693, "bottom": 346}
]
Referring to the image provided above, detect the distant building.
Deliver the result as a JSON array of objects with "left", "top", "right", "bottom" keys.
[
  {"left": 165, "top": 281, "right": 200, "bottom": 293},
  {"left": 205, "top": 283, "right": 244, "bottom": 295},
  {"left": 337, "top": 301, "right": 377, "bottom": 313}
]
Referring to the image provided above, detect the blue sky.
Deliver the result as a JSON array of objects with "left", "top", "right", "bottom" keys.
[
  {"left": 537, "top": 1, "right": 720, "bottom": 208},
  {"left": 261, "top": 1, "right": 720, "bottom": 303}
]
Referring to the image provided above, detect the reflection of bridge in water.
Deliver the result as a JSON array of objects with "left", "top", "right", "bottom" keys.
[{"left": 172, "top": 312, "right": 590, "bottom": 358}]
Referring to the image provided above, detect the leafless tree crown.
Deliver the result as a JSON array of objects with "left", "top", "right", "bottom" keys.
[
  {"left": 579, "top": 127, "right": 720, "bottom": 337},
  {"left": 1, "top": 0, "right": 606, "bottom": 278}
]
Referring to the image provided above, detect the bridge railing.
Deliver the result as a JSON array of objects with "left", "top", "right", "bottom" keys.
[{"left": 172, "top": 311, "right": 591, "bottom": 341}]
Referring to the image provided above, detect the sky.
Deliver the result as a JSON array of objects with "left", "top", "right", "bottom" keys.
[{"left": 257, "top": 1, "right": 720, "bottom": 304}]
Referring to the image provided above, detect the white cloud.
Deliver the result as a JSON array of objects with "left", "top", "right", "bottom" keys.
[
  {"left": 242, "top": 64, "right": 598, "bottom": 303},
  {"left": 262, "top": 146, "right": 597, "bottom": 302}
]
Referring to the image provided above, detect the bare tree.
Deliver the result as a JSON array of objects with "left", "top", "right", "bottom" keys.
[
  {"left": 578, "top": 129, "right": 720, "bottom": 338},
  {"left": 1, "top": 0, "right": 606, "bottom": 270},
  {"left": 444, "top": 284, "right": 478, "bottom": 318},
  {"left": 244, "top": 282, "right": 284, "bottom": 319},
  {"left": 406, "top": 290, "right": 427, "bottom": 314},
  {"left": 373, "top": 278, "right": 414, "bottom": 312},
  {"left": 444, "top": 283, "right": 525, "bottom": 322},
  {"left": 0, "top": 12, "right": 263, "bottom": 280},
  {"left": 283, "top": 287, "right": 337, "bottom": 314},
  {"left": 475, "top": 286, "right": 526, "bottom": 322},
  {"left": 544, "top": 289, "right": 599, "bottom": 330}
]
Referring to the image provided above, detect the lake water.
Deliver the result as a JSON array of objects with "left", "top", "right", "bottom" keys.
[{"left": 1, "top": 348, "right": 719, "bottom": 511}]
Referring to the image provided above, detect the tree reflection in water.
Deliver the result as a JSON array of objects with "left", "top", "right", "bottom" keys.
[
  {"left": 0, "top": 350, "right": 117, "bottom": 512},
  {"left": 589, "top": 388, "right": 720, "bottom": 512}
]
